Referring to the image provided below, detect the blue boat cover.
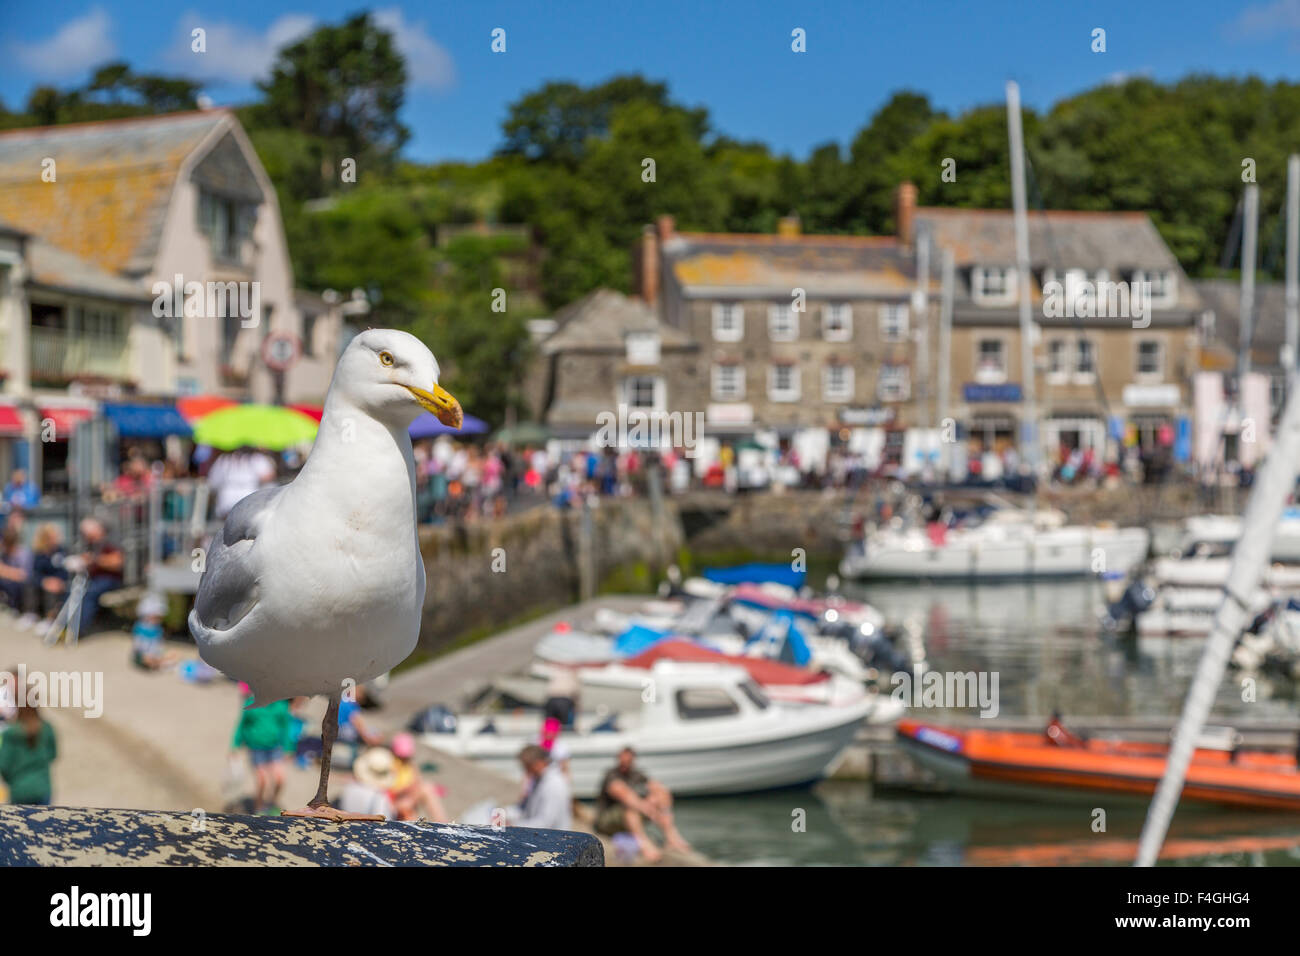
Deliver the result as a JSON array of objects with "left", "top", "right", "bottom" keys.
[
  {"left": 703, "top": 563, "right": 806, "bottom": 590},
  {"left": 612, "top": 624, "right": 669, "bottom": 657},
  {"left": 103, "top": 403, "right": 193, "bottom": 438},
  {"left": 746, "top": 610, "right": 812, "bottom": 667}
]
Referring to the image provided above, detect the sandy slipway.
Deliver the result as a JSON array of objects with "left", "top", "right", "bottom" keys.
[{"left": 0, "top": 805, "right": 603, "bottom": 867}]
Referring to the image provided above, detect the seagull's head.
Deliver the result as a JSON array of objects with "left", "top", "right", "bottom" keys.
[{"left": 334, "top": 328, "right": 463, "bottom": 430}]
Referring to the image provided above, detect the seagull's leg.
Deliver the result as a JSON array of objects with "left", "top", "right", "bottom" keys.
[{"left": 281, "top": 693, "right": 383, "bottom": 822}]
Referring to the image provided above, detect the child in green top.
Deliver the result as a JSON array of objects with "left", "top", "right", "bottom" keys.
[
  {"left": 231, "top": 688, "right": 290, "bottom": 814},
  {"left": 0, "top": 706, "right": 57, "bottom": 805}
]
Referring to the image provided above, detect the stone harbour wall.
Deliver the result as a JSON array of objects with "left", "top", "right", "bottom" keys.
[{"left": 416, "top": 497, "right": 684, "bottom": 654}]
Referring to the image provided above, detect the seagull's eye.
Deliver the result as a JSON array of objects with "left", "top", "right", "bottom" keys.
[{"left": 379, "top": 351, "right": 395, "bottom": 367}]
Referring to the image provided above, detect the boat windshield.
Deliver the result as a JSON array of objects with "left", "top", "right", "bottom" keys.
[{"left": 738, "top": 679, "right": 771, "bottom": 710}]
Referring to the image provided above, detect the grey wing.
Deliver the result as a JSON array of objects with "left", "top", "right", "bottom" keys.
[{"left": 191, "top": 485, "right": 286, "bottom": 633}]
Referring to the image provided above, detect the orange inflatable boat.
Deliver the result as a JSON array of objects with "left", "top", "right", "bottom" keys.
[{"left": 897, "top": 719, "right": 1300, "bottom": 810}]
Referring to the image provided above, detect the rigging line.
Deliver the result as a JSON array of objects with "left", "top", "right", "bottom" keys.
[{"left": 1220, "top": 194, "right": 1244, "bottom": 274}]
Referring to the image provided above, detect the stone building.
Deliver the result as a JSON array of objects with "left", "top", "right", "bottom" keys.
[
  {"left": 914, "top": 204, "right": 1202, "bottom": 462},
  {"left": 638, "top": 208, "right": 932, "bottom": 445},
  {"left": 529, "top": 288, "right": 701, "bottom": 441}
]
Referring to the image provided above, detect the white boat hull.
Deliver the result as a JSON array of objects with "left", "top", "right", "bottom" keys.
[{"left": 840, "top": 525, "right": 1150, "bottom": 581}]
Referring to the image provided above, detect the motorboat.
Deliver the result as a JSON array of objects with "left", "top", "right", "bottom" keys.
[
  {"left": 840, "top": 508, "right": 1150, "bottom": 581},
  {"left": 1149, "top": 556, "right": 1300, "bottom": 590},
  {"left": 517, "top": 637, "right": 903, "bottom": 710},
  {"left": 897, "top": 719, "right": 1300, "bottom": 810},
  {"left": 1179, "top": 511, "right": 1300, "bottom": 563},
  {"left": 424, "top": 660, "right": 881, "bottom": 798}
]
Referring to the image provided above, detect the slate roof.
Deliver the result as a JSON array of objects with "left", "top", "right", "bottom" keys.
[
  {"left": 1195, "top": 279, "right": 1288, "bottom": 368},
  {"left": 661, "top": 231, "right": 918, "bottom": 298},
  {"left": 543, "top": 288, "right": 694, "bottom": 353},
  {"left": 914, "top": 207, "right": 1201, "bottom": 322},
  {"left": 0, "top": 111, "right": 230, "bottom": 277}
]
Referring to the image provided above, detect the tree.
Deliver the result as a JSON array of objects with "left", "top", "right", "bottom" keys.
[
  {"left": 252, "top": 12, "right": 409, "bottom": 192},
  {"left": 499, "top": 75, "right": 707, "bottom": 166}
]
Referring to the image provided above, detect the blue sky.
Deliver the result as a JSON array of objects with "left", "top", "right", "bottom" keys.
[{"left": 4, "top": 1, "right": 1300, "bottom": 163}]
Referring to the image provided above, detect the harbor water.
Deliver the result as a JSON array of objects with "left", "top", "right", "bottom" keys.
[{"left": 675, "top": 579, "right": 1300, "bottom": 866}]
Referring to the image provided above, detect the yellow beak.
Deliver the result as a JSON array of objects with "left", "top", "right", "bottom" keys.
[{"left": 406, "top": 383, "right": 463, "bottom": 429}]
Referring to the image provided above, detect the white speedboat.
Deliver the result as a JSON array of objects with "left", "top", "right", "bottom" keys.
[
  {"left": 1135, "top": 587, "right": 1263, "bottom": 637},
  {"left": 1179, "top": 512, "right": 1300, "bottom": 563},
  {"left": 840, "top": 509, "right": 1150, "bottom": 581},
  {"left": 1150, "top": 556, "right": 1300, "bottom": 590},
  {"left": 423, "top": 660, "right": 882, "bottom": 797}
]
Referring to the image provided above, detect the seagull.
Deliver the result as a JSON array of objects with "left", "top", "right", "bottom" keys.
[{"left": 189, "top": 329, "right": 462, "bottom": 821}]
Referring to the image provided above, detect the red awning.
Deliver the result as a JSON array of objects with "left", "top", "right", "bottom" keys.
[
  {"left": 37, "top": 405, "right": 94, "bottom": 439},
  {"left": 289, "top": 403, "right": 324, "bottom": 422},
  {"left": 0, "top": 405, "right": 21, "bottom": 437},
  {"left": 177, "top": 395, "right": 238, "bottom": 423}
]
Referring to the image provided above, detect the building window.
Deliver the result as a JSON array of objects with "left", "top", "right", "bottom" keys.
[
  {"left": 221, "top": 315, "right": 241, "bottom": 365},
  {"left": 880, "top": 303, "right": 909, "bottom": 342},
  {"left": 1134, "top": 269, "right": 1177, "bottom": 308},
  {"left": 626, "top": 331, "right": 660, "bottom": 365},
  {"left": 1136, "top": 339, "right": 1162, "bottom": 377},
  {"left": 1076, "top": 339, "right": 1097, "bottom": 380},
  {"left": 1047, "top": 338, "right": 1070, "bottom": 382},
  {"left": 823, "top": 303, "right": 852, "bottom": 342},
  {"left": 767, "top": 303, "right": 798, "bottom": 342},
  {"left": 199, "top": 190, "right": 251, "bottom": 263},
  {"left": 823, "top": 364, "right": 854, "bottom": 402},
  {"left": 972, "top": 266, "right": 1017, "bottom": 305},
  {"left": 623, "top": 375, "right": 663, "bottom": 410},
  {"left": 878, "top": 364, "right": 910, "bottom": 402},
  {"left": 301, "top": 312, "right": 317, "bottom": 357},
  {"left": 768, "top": 364, "right": 801, "bottom": 402},
  {"left": 712, "top": 303, "right": 744, "bottom": 342},
  {"left": 712, "top": 364, "right": 745, "bottom": 401},
  {"left": 975, "top": 338, "right": 1007, "bottom": 383}
]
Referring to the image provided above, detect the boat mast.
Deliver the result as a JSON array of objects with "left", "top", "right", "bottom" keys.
[
  {"left": 937, "top": 248, "right": 955, "bottom": 480},
  {"left": 1136, "top": 377, "right": 1300, "bottom": 864},
  {"left": 1238, "top": 183, "right": 1259, "bottom": 385},
  {"left": 915, "top": 228, "right": 932, "bottom": 460},
  {"left": 1006, "top": 81, "right": 1039, "bottom": 505},
  {"left": 1287, "top": 155, "right": 1299, "bottom": 388}
]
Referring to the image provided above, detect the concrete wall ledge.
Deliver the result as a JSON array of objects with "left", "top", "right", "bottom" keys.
[{"left": 0, "top": 805, "right": 604, "bottom": 867}]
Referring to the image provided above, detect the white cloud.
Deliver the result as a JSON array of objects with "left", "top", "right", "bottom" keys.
[
  {"left": 13, "top": 6, "right": 116, "bottom": 80},
  {"left": 163, "top": 12, "right": 316, "bottom": 85},
  {"left": 1232, "top": 0, "right": 1300, "bottom": 46},
  {"left": 373, "top": 7, "right": 456, "bottom": 91},
  {"left": 161, "top": 11, "right": 453, "bottom": 92}
]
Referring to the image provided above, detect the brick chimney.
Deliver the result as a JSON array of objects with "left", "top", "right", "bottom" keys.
[
  {"left": 895, "top": 181, "right": 918, "bottom": 247},
  {"left": 777, "top": 213, "right": 801, "bottom": 237},
  {"left": 638, "top": 224, "right": 659, "bottom": 305}
]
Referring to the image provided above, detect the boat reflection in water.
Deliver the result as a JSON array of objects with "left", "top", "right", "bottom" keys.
[
  {"left": 669, "top": 578, "right": 1300, "bottom": 865},
  {"left": 674, "top": 784, "right": 1300, "bottom": 866}
]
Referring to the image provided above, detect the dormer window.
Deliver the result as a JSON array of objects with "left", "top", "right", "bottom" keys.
[
  {"left": 972, "top": 266, "right": 1017, "bottom": 305},
  {"left": 199, "top": 189, "right": 254, "bottom": 263},
  {"left": 1133, "top": 269, "right": 1177, "bottom": 308},
  {"left": 626, "top": 331, "right": 660, "bottom": 365}
]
